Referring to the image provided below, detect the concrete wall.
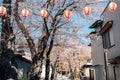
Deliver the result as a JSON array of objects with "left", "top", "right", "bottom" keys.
[
  {"left": 107, "top": 64, "right": 120, "bottom": 80},
  {"left": 114, "top": 64, "right": 120, "bottom": 80},
  {"left": 102, "top": 0, "right": 120, "bottom": 59},
  {"left": 90, "top": 35, "right": 105, "bottom": 80},
  {"left": 94, "top": 65, "right": 105, "bottom": 80},
  {"left": 100, "top": 1, "right": 120, "bottom": 80},
  {"left": 91, "top": 36, "right": 105, "bottom": 65},
  {"left": 107, "top": 65, "right": 115, "bottom": 80}
]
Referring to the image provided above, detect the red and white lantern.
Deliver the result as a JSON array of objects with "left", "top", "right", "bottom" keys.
[
  {"left": 0, "top": 6, "right": 7, "bottom": 16},
  {"left": 64, "top": 10, "right": 72, "bottom": 19},
  {"left": 83, "top": 6, "right": 91, "bottom": 15},
  {"left": 108, "top": 2, "right": 117, "bottom": 12},
  {"left": 40, "top": 9, "right": 48, "bottom": 18},
  {"left": 21, "top": 8, "right": 30, "bottom": 18}
]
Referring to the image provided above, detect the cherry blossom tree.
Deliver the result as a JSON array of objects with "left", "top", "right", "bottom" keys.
[{"left": 0, "top": 0, "right": 107, "bottom": 80}]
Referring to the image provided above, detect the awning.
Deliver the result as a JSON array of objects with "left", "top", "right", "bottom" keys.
[{"left": 99, "top": 21, "right": 113, "bottom": 34}]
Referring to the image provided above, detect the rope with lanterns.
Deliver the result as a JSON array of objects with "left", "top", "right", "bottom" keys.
[
  {"left": 0, "top": 1, "right": 117, "bottom": 18},
  {"left": 0, "top": 6, "right": 7, "bottom": 16},
  {"left": 108, "top": 1, "right": 117, "bottom": 12}
]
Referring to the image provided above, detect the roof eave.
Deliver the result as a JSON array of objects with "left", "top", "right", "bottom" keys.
[{"left": 89, "top": 20, "right": 103, "bottom": 28}]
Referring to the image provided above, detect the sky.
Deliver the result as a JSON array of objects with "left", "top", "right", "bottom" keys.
[{"left": 67, "top": 0, "right": 109, "bottom": 44}]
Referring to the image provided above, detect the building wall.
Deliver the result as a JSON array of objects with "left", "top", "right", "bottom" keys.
[
  {"left": 100, "top": 1, "right": 120, "bottom": 80},
  {"left": 107, "top": 64, "right": 120, "bottom": 80},
  {"left": 107, "top": 65, "right": 115, "bottom": 80},
  {"left": 90, "top": 1, "right": 120, "bottom": 80},
  {"left": 91, "top": 36, "right": 105, "bottom": 65},
  {"left": 91, "top": 35, "right": 105, "bottom": 80},
  {"left": 102, "top": 0, "right": 120, "bottom": 59},
  {"left": 94, "top": 65, "right": 105, "bottom": 80}
]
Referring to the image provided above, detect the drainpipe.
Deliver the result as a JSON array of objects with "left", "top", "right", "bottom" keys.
[{"left": 104, "top": 49, "right": 108, "bottom": 80}]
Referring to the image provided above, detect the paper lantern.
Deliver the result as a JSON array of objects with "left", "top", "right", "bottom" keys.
[
  {"left": 40, "top": 9, "right": 48, "bottom": 18},
  {"left": 64, "top": 10, "right": 72, "bottom": 19},
  {"left": 83, "top": 6, "right": 91, "bottom": 15},
  {"left": 0, "top": 6, "right": 7, "bottom": 16},
  {"left": 21, "top": 8, "right": 30, "bottom": 17},
  {"left": 108, "top": 2, "right": 117, "bottom": 12}
]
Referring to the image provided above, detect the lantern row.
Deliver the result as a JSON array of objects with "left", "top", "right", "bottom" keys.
[{"left": 0, "top": 1, "right": 117, "bottom": 18}]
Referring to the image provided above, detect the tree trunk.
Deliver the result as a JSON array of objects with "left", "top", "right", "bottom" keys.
[
  {"left": 53, "top": 68, "right": 57, "bottom": 80},
  {"left": 67, "top": 59, "right": 75, "bottom": 80},
  {"left": 45, "top": 28, "right": 56, "bottom": 80},
  {"left": 13, "top": 1, "right": 36, "bottom": 57},
  {"left": 51, "top": 65, "right": 57, "bottom": 80},
  {"left": 13, "top": 1, "right": 58, "bottom": 80},
  {"left": 29, "top": 33, "right": 50, "bottom": 80},
  {"left": 50, "top": 56, "right": 58, "bottom": 80},
  {"left": 45, "top": 55, "right": 50, "bottom": 80},
  {"left": 29, "top": 58, "right": 43, "bottom": 80},
  {"left": 13, "top": 1, "right": 45, "bottom": 79},
  {"left": 70, "top": 73, "right": 75, "bottom": 80},
  {"left": 13, "top": 2, "right": 52, "bottom": 79},
  {"left": 1, "top": 0, "right": 12, "bottom": 54},
  {"left": 0, "top": 1, "right": 18, "bottom": 80}
]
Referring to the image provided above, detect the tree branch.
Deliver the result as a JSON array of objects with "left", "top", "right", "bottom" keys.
[{"left": 13, "top": 1, "right": 36, "bottom": 57}]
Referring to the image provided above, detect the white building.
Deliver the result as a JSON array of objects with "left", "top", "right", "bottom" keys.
[{"left": 90, "top": 0, "right": 120, "bottom": 80}]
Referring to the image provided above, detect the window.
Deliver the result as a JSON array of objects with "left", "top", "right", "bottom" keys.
[
  {"left": 102, "top": 29, "right": 110, "bottom": 49},
  {"left": 109, "top": 28, "right": 115, "bottom": 46},
  {"left": 102, "top": 24, "right": 115, "bottom": 49},
  {"left": 100, "top": 21, "right": 115, "bottom": 49}
]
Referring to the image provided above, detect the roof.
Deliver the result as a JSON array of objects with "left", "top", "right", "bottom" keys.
[
  {"left": 14, "top": 51, "right": 32, "bottom": 63},
  {"left": 89, "top": 20, "right": 103, "bottom": 28},
  {"left": 89, "top": 31, "right": 97, "bottom": 34},
  {"left": 100, "top": 1, "right": 111, "bottom": 16},
  {"left": 1, "top": 49, "right": 32, "bottom": 63}
]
